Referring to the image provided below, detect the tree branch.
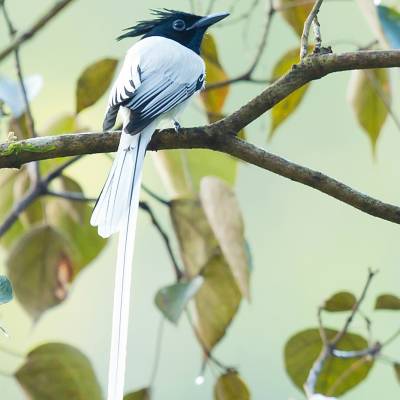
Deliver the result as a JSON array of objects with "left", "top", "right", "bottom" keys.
[
  {"left": 0, "top": 0, "right": 76, "bottom": 63},
  {"left": 2, "top": 51, "right": 400, "bottom": 227}
]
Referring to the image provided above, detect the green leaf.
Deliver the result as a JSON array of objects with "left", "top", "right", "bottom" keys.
[
  {"left": 0, "top": 170, "right": 25, "bottom": 249},
  {"left": 16, "top": 343, "right": 102, "bottom": 400},
  {"left": 76, "top": 58, "right": 118, "bottom": 113},
  {"left": 6, "top": 225, "right": 73, "bottom": 320},
  {"left": 323, "top": 292, "right": 357, "bottom": 312},
  {"left": 196, "top": 254, "right": 242, "bottom": 349},
  {"left": 394, "top": 363, "right": 400, "bottom": 383},
  {"left": 285, "top": 328, "right": 374, "bottom": 397},
  {"left": 0, "top": 276, "right": 13, "bottom": 305},
  {"left": 348, "top": 68, "right": 390, "bottom": 152},
  {"left": 200, "top": 177, "right": 250, "bottom": 299},
  {"left": 155, "top": 276, "right": 204, "bottom": 324},
  {"left": 269, "top": 48, "right": 310, "bottom": 139},
  {"left": 277, "top": 0, "right": 315, "bottom": 37},
  {"left": 375, "top": 294, "right": 400, "bottom": 310},
  {"left": 214, "top": 371, "right": 251, "bottom": 400},
  {"left": 47, "top": 177, "right": 107, "bottom": 275},
  {"left": 13, "top": 169, "right": 45, "bottom": 227},
  {"left": 200, "top": 34, "right": 230, "bottom": 118},
  {"left": 153, "top": 148, "right": 237, "bottom": 198},
  {"left": 124, "top": 388, "right": 151, "bottom": 400}
]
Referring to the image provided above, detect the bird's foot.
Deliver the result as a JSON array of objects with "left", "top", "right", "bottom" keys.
[{"left": 173, "top": 120, "right": 182, "bottom": 133}]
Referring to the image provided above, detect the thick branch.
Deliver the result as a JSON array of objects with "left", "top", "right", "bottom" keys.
[
  {"left": 0, "top": 0, "right": 76, "bottom": 63},
  {"left": 3, "top": 51, "right": 400, "bottom": 225}
]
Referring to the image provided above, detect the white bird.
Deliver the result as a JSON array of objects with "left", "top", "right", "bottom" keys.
[{"left": 90, "top": 9, "right": 229, "bottom": 400}]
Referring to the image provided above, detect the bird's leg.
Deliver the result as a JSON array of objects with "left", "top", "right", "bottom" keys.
[{"left": 173, "top": 119, "right": 182, "bottom": 133}]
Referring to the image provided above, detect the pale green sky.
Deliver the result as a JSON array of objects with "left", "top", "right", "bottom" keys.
[{"left": 1, "top": 1, "right": 400, "bottom": 399}]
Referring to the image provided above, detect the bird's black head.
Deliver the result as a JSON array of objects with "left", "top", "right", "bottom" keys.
[{"left": 118, "top": 9, "right": 229, "bottom": 54}]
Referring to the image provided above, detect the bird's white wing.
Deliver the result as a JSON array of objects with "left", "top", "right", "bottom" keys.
[{"left": 103, "top": 36, "right": 205, "bottom": 133}]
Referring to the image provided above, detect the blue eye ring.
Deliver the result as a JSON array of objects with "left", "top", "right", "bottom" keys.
[{"left": 173, "top": 19, "right": 186, "bottom": 31}]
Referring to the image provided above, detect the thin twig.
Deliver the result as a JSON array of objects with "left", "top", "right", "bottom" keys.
[
  {"left": 139, "top": 201, "right": 183, "bottom": 280},
  {"left": 304, "top": 270, "right": 378, "bottom": 397},
  {"left": 142, "top": 185, "right": 170, "bottom": 207},
  {"left": 205, "top": 0, "right": 275, "bottom": 92},
  {"left": 0, "top": 0, "right": 76, "bottom": 63},
  {"left": 1, "top": 0, "right": 40, "bottom": 181},
  {"left": 331, "top": 269, "right": 378, "bottom": 346},
  {"left": 300, "top": 0, "right": 324, "bottom": 59},
  {"left": 382, "top": 327, "right": 400, "bottom": 348}
]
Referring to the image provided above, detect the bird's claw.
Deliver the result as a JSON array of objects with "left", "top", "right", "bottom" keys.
[{"left": 173, "top": 120, "right": 182, "bottom": 133}]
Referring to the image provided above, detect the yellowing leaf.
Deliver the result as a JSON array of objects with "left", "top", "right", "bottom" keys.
[
  {"left": 323, "top": 292, "right": 356, "bottom": 312},
  {"left": 124, "top": 389, "right": 151, "bottom": 400},
  {"left": 201, "top": 34, "right": 230, "bottom": 117},
  {"left": 170, "top": 199, "right": 219, "bottom": 276},
  {"left": 285, "top": 329, "right": 373, "bottom": 397},
  {"left": 348, "top": 68, "right": 390, "bottom": 151},
  {"left": 394, "top": 363, "right": 400, "bottom": 383},
  {"left": 16, "top": 343, "right": 102, "bottom": 400},
  {"left": 76, "top": 58, "right": 118, "bottom": 113},
  {"left": 375, "top": 293, "right": 400, "bottom": 310},
  {"left": 170, "top": 199, "right": 242, "bottom": 349},
  {"left": 277, "top": 0, "right": 315, "bottom": 37},
  {"left": 155, "top": 277, "right": 204, "bottom": 324},
  {"left": 153, "top": 149, "right": 237, "bottom": 199},
  {"left": 269, "top": 48, "right": 310, "bottom": 139},
  {"left": 6, "top": 225, "right": 73, "bottom": 320},
  {"left": 215, "top": 371, "right": 251, "bottom": 400},
  {"left": 196, "top": 254, "right": 242, "bottom": 349},
  {"left": 200, "top": 177, "right": 250, "bottom": 299}
]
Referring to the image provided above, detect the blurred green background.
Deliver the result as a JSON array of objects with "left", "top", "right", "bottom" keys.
[{"left": 1, "top": 0, "right": 400, "bottom": 398}]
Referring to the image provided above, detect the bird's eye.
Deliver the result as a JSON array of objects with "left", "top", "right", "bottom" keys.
[{"left": 172, "top": 19, "right": 186, "bottom": 31}]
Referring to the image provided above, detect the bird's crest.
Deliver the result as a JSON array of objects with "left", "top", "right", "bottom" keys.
[{"left": 117, "top": 9, "right": 195, "bottom": 41}]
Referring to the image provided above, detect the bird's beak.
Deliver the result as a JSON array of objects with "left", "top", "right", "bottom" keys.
[{"left": 187, "top": 12, "right": 229, "bottom": 30}]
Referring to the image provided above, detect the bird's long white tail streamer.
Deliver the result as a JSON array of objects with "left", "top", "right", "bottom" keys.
[{"left": 91, "top": 124, "right": 156, "bottom": 400}]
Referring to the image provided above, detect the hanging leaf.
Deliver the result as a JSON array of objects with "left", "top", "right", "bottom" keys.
[
  {"left": 170, "top": 199, "right": 242, "bottom": 349},
  {"left": 269, "top": 48, "right": 310, "bottom": 139},
  {"left": 196, "top": 254, "right": 242, "bottom": 350},
  {"left": 201, "top": 34, "right": 230, "bottom": 117},
  {"left": 394, "top": 363, "right": 400, "bottom": 383},
  {"left": 377, "top": 5, "right": 400, "bottom": 48},
  {"left": 6, "top": 225, "right": 73, "bottom": 320},
  {"left": 0, "top": 276, "right": 13, "bottom": 305},
  {"left": 214, "top": 371, "right": 251, "bottom": 400},
  {"left": 124, "top": 388, "right": 151, "bottom": 400},
  {"left": 375, "top": 294, "right": 400, "bottom": 310},
  {"left": 152, "top": 147, "right": 237, "bottom": 199},
  {"left": 0, "top": 170, "right": 26, "bottom": 249},
  {"left": 13, "top": 169, "right": 45, "bottom": 227},
  {"left": 155, "top": 276, "right": 204, "bottom": 324},
  {"left": 277, "top": 0, "right": 315, "bottom": 37},
  {"left": 170, "top": 199, "right": 219, "bottom": 276},
  {"left": 348, "top": 68, "right": 390, "bottom": 152},
  {"left": 16, "top": 343, "right": 102, "bottom": 400},
  {"left": 76, "top": 58, "right": 118, "bottom": 113},
  {"left": 46, "top": 177, "right": 107, "bottom": 275},
  {"left": 200, "top": 177, "right": 250, "bottom": 299},
  {"left": 285, "top": 328, "right": 373, "bottom": 397},
  {"left": 323, "top": 292, "right": 356, "bottom": 312}
]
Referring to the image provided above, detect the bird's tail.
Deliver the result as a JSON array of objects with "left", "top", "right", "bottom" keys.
[{"left": 90, "top": 124, "right": 155, "bottom": 400}]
